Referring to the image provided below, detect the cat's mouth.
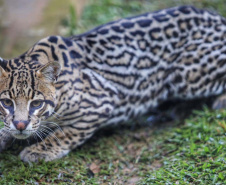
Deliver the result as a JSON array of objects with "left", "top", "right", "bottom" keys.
[{"left": 11, "top": 131, "right": 32, "bottom": 139}]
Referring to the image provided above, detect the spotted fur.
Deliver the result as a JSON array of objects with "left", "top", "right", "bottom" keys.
[{"left": 0, "top": 6, "right": 226, "bottom": 162}]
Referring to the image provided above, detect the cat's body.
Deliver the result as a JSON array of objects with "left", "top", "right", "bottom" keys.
[{"left": 0, "top": 6, "right": 226, "bottom": 161}]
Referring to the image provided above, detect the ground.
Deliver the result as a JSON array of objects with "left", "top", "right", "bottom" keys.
[{"left": 0, "top": 0, "right": 226, "bottom": 184}]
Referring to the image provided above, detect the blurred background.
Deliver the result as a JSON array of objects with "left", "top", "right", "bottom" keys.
[{"left": 0, "top": 0, "right": 225, "bottom": 59}]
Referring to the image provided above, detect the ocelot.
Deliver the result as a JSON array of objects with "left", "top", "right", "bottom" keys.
[{"left": 0, "top": 5, "right": 226, "bottom": 162}]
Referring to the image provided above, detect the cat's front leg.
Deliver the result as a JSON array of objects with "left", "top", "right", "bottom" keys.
[
  {"left": 0, "top": 128, "right": 13, "bottom": 152},
  {"left": 20, "top": 125, "right": 95, "bottom": 162}
]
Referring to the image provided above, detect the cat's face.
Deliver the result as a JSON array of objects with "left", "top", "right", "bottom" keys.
[{"left": 0, "top": 58, "right": 61, "bottom": 139}]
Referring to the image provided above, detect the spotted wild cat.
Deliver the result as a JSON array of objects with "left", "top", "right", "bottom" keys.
[{"left": 0, "top": 6, "right": 226, "bottom": 162}]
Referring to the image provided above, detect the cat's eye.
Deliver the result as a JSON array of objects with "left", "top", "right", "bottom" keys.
[
  {"left": 1, "top": 99, "right": 13, "bottom": 108},
  {"left": 30, "top": 100, "right": 44, "bottom": 109}
]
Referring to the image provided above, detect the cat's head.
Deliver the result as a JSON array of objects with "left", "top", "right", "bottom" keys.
[{"left": 0, "top": 57, "right": 61, "bottom": 139}]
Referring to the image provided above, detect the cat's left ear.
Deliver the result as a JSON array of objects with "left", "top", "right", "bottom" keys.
[{"left": 36, "top": 62, "right": 61, "bottom": 83}]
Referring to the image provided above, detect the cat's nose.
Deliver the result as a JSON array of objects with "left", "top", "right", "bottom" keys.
[{"left": 13, "top": 120, "right": 29, "bottom": 131}]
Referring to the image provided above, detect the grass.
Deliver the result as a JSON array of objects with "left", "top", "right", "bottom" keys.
[
  {"left": 140, "top": 109, "right": 226, "bottom": 184},
  {"left": 0, "top": 109, "right": 225, "bottom": 184},
  {"left": 0, "top": 0, "right": 226, "bottom": 184}
]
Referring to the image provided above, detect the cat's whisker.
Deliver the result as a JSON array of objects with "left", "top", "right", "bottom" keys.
[
  {"left": 39, "top": 127, "right": 61, "bottom": 144},
  {"left": 39, "top": 126, "right": 61, "bottom": 147},
  {"left": 40, "top": 126, "right": 61, "bottom": 145},
  {"left": 32, "top": 133, "right": 39, "bottom": 144},
  {"left": 41, "top": 121, "right": 65, "bottom": 137},
  {"left": 40, "top": 125, "right": 54, "bottom": 133},
  {"left": 10, "top": 138, "right": 16, "bottom": 146},
  {"left": 0, "top": 129, "right": 10, "bottom": 140},
  {"left": 53, "top": 111, "right": 63, "bottom": 118},
  {"left": 39, "top": 128, "right": 55, "bottom": 146},
  {"left": 41, "top": 121, "right": 60, "bottom": 125},
  {"left": 26, "top": 139, "right": 30, "bottom": 146},
  {"left": 51, "top": 114, "right": 61, "bottom": 121},
  {"left": 35, "top": 131, "right": 47, "bottom": 150},
  {"left": 47, "top": 132, "right": 61, "bottom": 145}
]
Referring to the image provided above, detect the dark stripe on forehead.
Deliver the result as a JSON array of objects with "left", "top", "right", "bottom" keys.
[
  {"left": 30, "top": 71, "right": 35, "bottom": 90},
  {"left": 8, "top": 91, "right": 12, "bottom": 99},
  {"left": 9, "top": 71, "right": 15, "bottom": 89},
  {"left": 28, "top": 89, "right": 31, "bottom": 98},
  {"left": 32, "top": 90, "right": 35, "bottom": 99},
  {"left": 9, "top": 60, "right": 20, "bottom": 70}
]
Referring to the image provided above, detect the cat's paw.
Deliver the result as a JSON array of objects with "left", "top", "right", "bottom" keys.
[
  {"left": 20, "top": 144, "right": 69, "bottom": 162},
  {"left": 212, "top": 94, "right": 226, "bottom": 110}
]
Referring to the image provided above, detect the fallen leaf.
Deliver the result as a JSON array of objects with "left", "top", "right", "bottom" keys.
[
  {"left": 127, "top": 177, "right": 140, "bottom": 185},
  {"left": 89, "top": 163, "right": 100, "bottom": 174}
]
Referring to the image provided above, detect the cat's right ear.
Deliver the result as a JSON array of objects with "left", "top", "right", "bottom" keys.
[
  {"left": 0, "top": 58, "right": 7, "bottom": 77},
  {"left": 36, "top": 62, "right": 61, "bottom": 83}
]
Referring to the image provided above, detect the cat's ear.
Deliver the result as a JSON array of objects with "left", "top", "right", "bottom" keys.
[
  {"left": 0, "top": 58, "right": 8, "bottom": 78},
  {"left": 36, "top": 62, "right": 61, "bottom": 83}
]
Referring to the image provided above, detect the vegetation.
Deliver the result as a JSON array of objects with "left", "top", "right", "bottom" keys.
[{"left": 0, "top": 0, "right": 226, "bottom": 184}]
